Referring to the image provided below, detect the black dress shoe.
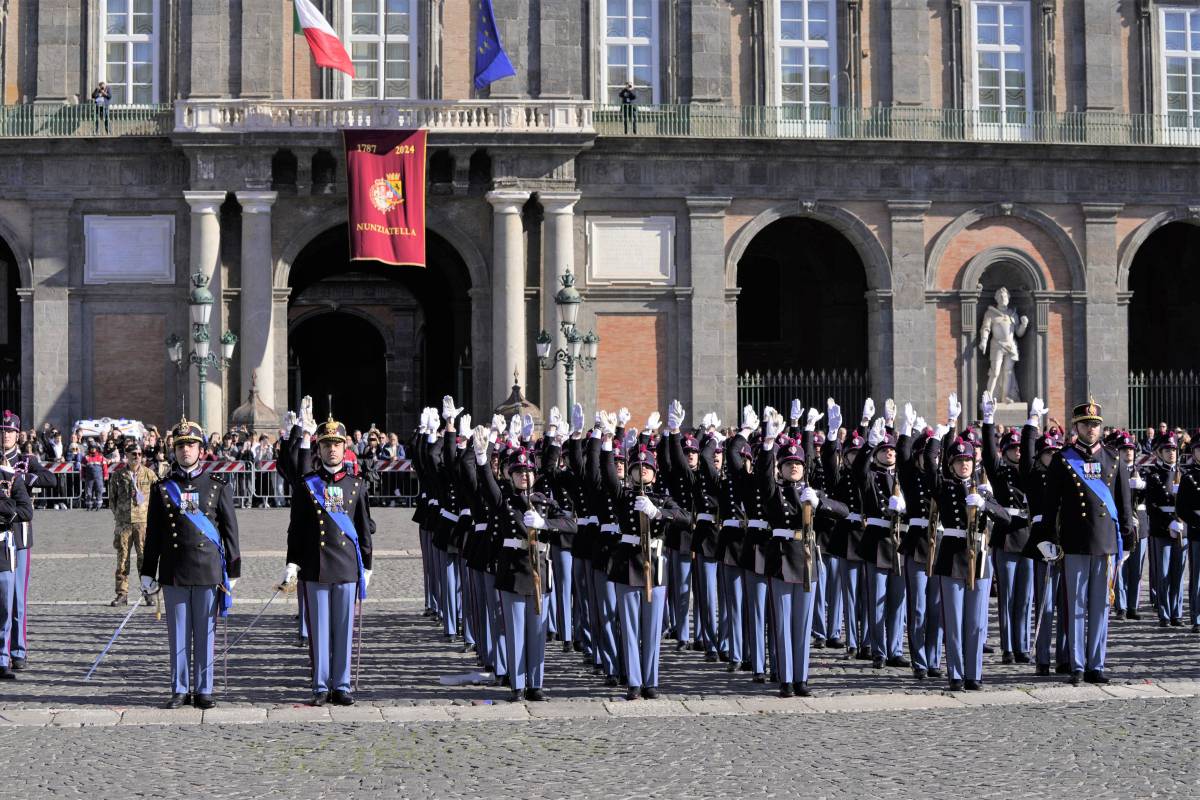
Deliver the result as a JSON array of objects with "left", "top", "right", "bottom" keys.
[
  {"left": 296, "top": 635, "right": 309, "bottom": 648},
  {"left": 1159, "top": 619, "right": 1170, "bottom": 628},
  {"left": 331, "top": 690, "right": 355, "bottom": 706},
  {"left": 310, "top": 692, "right": 329, "bottom": 707},
  {"left": 625, "top": 686, "right": 641, "bottom": 701},
  {"left": 604, "top": 675, "right": 619, "bottom": 688},
  {"left": 1056, "top": 663, "right": 1072, "bottom": 674},
  {"left": 162, "top": 693, "right": 186, "bottom": 708},
  {"left": 982, "top": 644, "right": 995, "bottom": 654},
  {"left": 1083, "top": 670, "right": 1110, "bottom": 685},
  {"left": 1015, "top": 652, "right": 1031, "bottom": 664},
  {"left": 573, "top": 640, "right": 583, "bottom": 652},
  {"left": 1127, "top": 610, "right": 1141, "bottom": 620},
  {"left": 1171, "top": 618, "right": 1184, "bottom": 627},
  {"left": 10, "top": 658, "right": 26, "bottom": 671},
  {"left": 462, "top": 643, "right": 476, "bottom": 654},
  {"left": 856, "top": 646, "right": 871, "bottom": 660},
  {"left": 963, "top": 679, "right": 982, "bottom": 691},
  {"left": 704, "top": 653, "right": 718, "bottom": 663},
  {"left": 640, "top": 687, "right": 658, "bottom": 700},
  {"left": 913, "top": 668, "right": 927, "bottom": 680},
  {"left": 825, "top": 638, "right": 844, "bottom": 649},
  {"left": 795, "top": 681, "right": 812, "bottom": 697},
  {"left": 1001, "top": 651, "right": 1014, "bottom": 665},
  {"left": 872, "top": 656, "right": 885, "bottom": 669},
  {"left": 811, "top": 639, "right": 825, "bottom": 650},
  {"left": 561, "top": 642, "right": 572, "bottom": 654},
  {"left": 886, "top": 656, "right": 910, "bottom": 668},
  {"left": 948, "top": 679, "right": 964, "bottom": 691},
  {"left": 524, "top": 688, "right": 547, "bottom": 702},
  {"left": 1113, "top": 609, "right": 1126, "bottom": 620},
  {"left": 1192, "top": 624, "right": 1200, "bottom": 634},
  {"left": 718, "top": 652, "right": 730, "bottom": 662},
  {"left": 926, "top": 668, "right": 943, "bottom": 678},
  {"left": 675, "top": 640, "right": 689, "bottom": 651},
  {"left": 1068, "top": 671, "right": 1083, "bottom": 686},
  {"left": 493, "top": 674, "right": 507, "bottom": 687},
  {"left": 751, "top": 673, "right": 766, "bottom": 683},
  {"left": 193, "top": 695, "right": 216, "bottom": 710},
  {"left": 726, "top": 660, "right": 740, "bottom": 673},
  {"left": 778, "top": 682, "right": 794, "bottom": 698},
  {"left": 1036, "top": 664, "right": 1051, "bottom": 676},
  {"left": 508, "top": 689, "right": 523, "bottom": 703}
]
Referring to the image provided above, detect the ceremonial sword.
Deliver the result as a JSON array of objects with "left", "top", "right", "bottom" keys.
[{"left": 84, "top": 590, "right": 156, "bottom": 681}]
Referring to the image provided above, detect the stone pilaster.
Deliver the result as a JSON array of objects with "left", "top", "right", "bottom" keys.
[
  {"left": 239, "top": 0, "right": 284, "bottom": 98},
  {"left": 538, "top": 191, "right": 580, "bottom": 413},
  {"left": 888, "top": 200, "right": 933, "bottom": 412},
  {"left": 28, "top": 202, "right": 72, "bottom": 426},
  {"left": 235, "top": 191, "right": 278, "bottom": 421},
  {"left": 184, "top": 190, "right": 228, "bottom": 433},
  {"left": 686, "top": 197, "right": 734, "bottom": 423},
  {"left": 889, "top": 5, "right": 931, "bottom": 106},
  {"left": 182, "top": 1, "right": 234, "bottom": 98},
  {"left": 487, "top": 190, "right": 531, "bottom": 406},
  {"left": 34, "top": 1, "right": 82, "bottom": 102},
  {"left": 1081, "top": 203, "right": 1126, "bottom": 420}
]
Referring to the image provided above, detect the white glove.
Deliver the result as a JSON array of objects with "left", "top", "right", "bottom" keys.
[
  {"left": 861, "top": 397, "right": 875, "bottom": 426},
  {"left": 977, "top": 481, "right": 994, "bottom": 497},
  {"left": 948, "top": 393, "right": 961, "bottom": 423},
  {"left": 965, "top": 492, "right": 986, "bottom": 509},
  {"left": 617, "top": 407, "right": 632, "bottom": 427},
  {"left": 508, "top": 415, "right": 522, "bottom": 442},
  {"left": 1028, "top": 397, "right": 1047, "bottom": 427},
  {"left": 280, "top": 411, "right": 298, "bottom": 439},
  {"left": 1130, "top": 474, "right": 1146, "bottom": 490},
  {"left": 633, "top": 495, "right": 660, "bottom": 519},
  {"left": 140, "top": 575, "right": 158, "bottom": 594},
  {"left": 457, "top": 413, "right": 472, "bottom": 437},
  {"left": 708, "top": 413, "right": 722, "bottom": 432},
  {"left": 981, "top": 391, "right": 996, "bottom": 424},
  {"left": 1037, "top": 542, "right": 1061, "bottom": 561},
  {"left": 601, "top": 412, "right": 617, "bottom": 437},
  {"left": 915, "top": 416, "right": 928, "bottom": 435},
  {"left": 740, "top": 405, "right": 759, "bottom": 437},
  {"left": 622, "top": 428, "right": 639, "bottom": 451},
  {"left": 523, "top": 509, "right": 547, "bottom": 529},
  {"left": 521, "top": 413, "right": 534, "bottom": 440},
  {"left": 884, "top": 398, "right": 897, "bottom": 425},
  {"left": 826, "top": 399, "right": 842, "bottom": 437},
  {"left": 801, "top": 486, "right": 820, "bottom": 509},
  {"left": 279, "top": 563, "right": 300, "bottom": 589},
  {"left": 547, "top": 406, "right": 562, "bottom": 435},
  {"left": 667, "top": 399, "right": 685, "bottom": 432},
  {"left": 300, "top": 396, "right": 317, "bottom": 435},
  {"left": 700, "top": 412, "right": 714, "bottom": 431},
  {"left": 888, "top": 493, "right": 907, "bottom": 515},
  {"left": 789, "top": 399, "right": 802, "bottom": 425},
  {"left": 645, "top": 411, "right": 662, "bottom": 433},
  {"left": 1169, "top": 519, "right": 1185, "bottom": 538},
  {"left": 805, "top": 407, "right": 823, "bottom": 432},
  {"left": 934, "top": 424, "right": 950, "bottom": 439},
  {"left": 228, "top": 578, "right": 238, "bottom": 593},
  {"left": 362, "top": 569, "right": 372, "bottom": 589},
  {"left": 867, "top": 417, "right": 886, "bottom": 447},
  {"left": 902, "top": 403, "right": 916, "bottom": 437},
  {"left": 491, "top": 413, "right": 507, "bottom": 434},
  {"left": 472, "top": 427, "right": 490, "bottom": 464},
  {"left": 571, "top": 403, "right": 585, "bottom": 434},
  {"left": 441, "top": 395, "right": 463, "bottom": 421},
  {"left": 763, "top": 407, "right": 784, "bottom": 440}
]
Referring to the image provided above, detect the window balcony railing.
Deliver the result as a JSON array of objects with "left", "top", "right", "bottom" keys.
[
  {"left": 593, "top": 103, "right": 1200, "bottom": 147},
  {"left": 0, "top": 102, "right": 173, "bottom": 138}
]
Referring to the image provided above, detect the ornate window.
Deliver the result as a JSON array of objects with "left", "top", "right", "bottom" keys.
[
  {"left": 971, "top": 1, "right": 1032, "bottom": 127},
  {"left": 100, "top": 0, "right": 159, "bottom": 105},
  {"left": 775, "top": 0, "right": 836, "bottom": 120},
  {"left": 602, "top": 0, "right": 659, "bottom": 104},
  {"left": 346, "top": 0, "right": 418, "bottom": 99},
  {"left": 1162, "top": 7, "right": 1200, "bottom": 131}
]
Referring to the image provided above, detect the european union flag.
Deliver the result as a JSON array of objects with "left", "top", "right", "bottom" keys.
[{"left": 474, "top": 0, "right": 516, "bottom": 89}]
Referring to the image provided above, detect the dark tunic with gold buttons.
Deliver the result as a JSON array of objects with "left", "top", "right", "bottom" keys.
[
  {"left": 1143, "top": 460, "right": 1183, "bottom": 539},
  {"left": 757, "top": 441, "right": 849, "bottom": 584},
  {"left": 981, "top": 422, "right": 1031, "bottom": 555},
  {"left": 600, "top": 445, "right": 689, "bottom": 587},
  {"left": 852, "top": 444, "right": 900, "bottom": 570},
  {"left": 1039, "top": 442, "right": 1134, "bottom": 557},
  {"left": 897, "top": 431, "right": 940, "bottom": 567},
  {"left": 285, "top": 465, "right": 374, "bottom": 585},
  {"left": 143, "top": 466, "right": 241, "bottom": 587},
  {"left": 822, "top": 438, "right": 865, "bottom": 562},
  {"left": 929, "top": 474, "right": 1010, "bottom": 581}
]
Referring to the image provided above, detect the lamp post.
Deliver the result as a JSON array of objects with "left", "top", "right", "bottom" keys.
[
  {"left": 536, "top": 270, "right": 599, "bottom": 411},
  {"left": 166, "top": 271, "right": 238, "bottom": 426}
]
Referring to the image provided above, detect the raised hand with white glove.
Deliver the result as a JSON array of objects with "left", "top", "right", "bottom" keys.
[
  {"left": 789, "top": 399, "right": 802, "bottom": 427},
  {"left": 472, "top": 426, "right": 490, "bottom": 465},
  {"left": 861, "top": 397, "right": 875, "bottom": 427},
  {"left": 523, "top": 508, "right": 547, "bottom": 529},
  {"left": 1028, "top": 397, "right": 1047, "bottom": 427},
  {"left": 507, "top": 415, "right": 522, "bottom": 445},
  {"left": 901, "top": 402, "right": 916, "bottom": 436},
  {"left": 965, "top": 492, "right": 986, "bottom": 509},
  {"left": 667, "top": 399, "right": 685, "bottom": 433},
  {"left": 441, "top": 395, "right": 463, "bottom": 421},
  {"left": 633, "top": 494, "right": 661, "bottom": 519},
  {"left": 546, "top": 406, "right": 562, "bottom": 436},
  {"left": 491, "top": 413, "right": 507, "bottom": 434},
  {"left": 867, "top": 417, "right": 886, "bottom": 447},
  {"left": 521, "top": 413, "right": 534, "bottom": 441},
  {"left": 645, "top": 411, "right": 662, "bottom": 434},
  {"left": 948, "top": 393, "right": 962, "bottom": 424},
  {"left": 280, "top": 410, "right": 297, "bottom": 440},
  {"left": 457, "top": 414, "right": 472, "bottom": 440},
  {"left": 884, "top": 398, "right": 897, "bottom": 426},
  {"left": 300, "top": 396, "right": 317, "bottom": 436},
  {"left": 826, "top": 399, "right": 843, "bottom": 438},
  {"left": 981, "top": 391, "right": 997, "bottom": 425},
  {"left": 617, "top": 407, "right": 632, "bottom": 427},
  {"left": 571, "top": 403, "right": 585, "bottom": 435},
  {"left": 915, "top": 416, "right": 928, "bottom": 435},
  {"left": 800, "top": 486, "right": 821, "bottom": 509},
  {"left": 740, "top": 405, "right": 759, "bottom": 437},
  {"left": 278, "top": 563, "right": 300, "bottom": 590},
  {"left": 600, "top": 412, "right": 617, "bottom": 438},
  {"left": 1036, "top": 542, "right": 1062, "bottom": 562},
  {"left": 888, "top": 492, "right": 907, "bottom": 515},
  {"left": 934, "top": 423, "right": 950, "bottom": 440},
  {"left": 763, "top": 407, "right": 784, "bottom": 441},
  {"left": 804, "top": 406, "right": 823, "bottom": 432}
]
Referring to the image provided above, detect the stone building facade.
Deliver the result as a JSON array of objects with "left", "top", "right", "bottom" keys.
[{"left": 1, "top": 1, "right": 1198, "bottom": 435}]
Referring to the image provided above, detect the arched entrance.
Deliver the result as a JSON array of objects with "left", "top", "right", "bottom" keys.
[
  {"left": 735, "top": 216, "right": 870, "bottom": 411},
  {"left": 286, "top": 224, "right": 472, "bottom": 434},
  {"left": 0, "top": 238, "right": 19, "bottom": 414},
  {"left": 1127, "top": 221, "right": 1200, "bottom": 428}
]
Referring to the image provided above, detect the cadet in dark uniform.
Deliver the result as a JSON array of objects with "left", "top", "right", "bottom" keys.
[
  {"left": 822, "top": 402, "right": 869, "bottom": 658},
  {"left": 279, "top": 415, "right": 374, "bottom": 707},
  {"left": 141, "top": 417, "right": 241, "bottom": 709},
  {"left": 1111, "top": 430, "right": 1149, "bottom": 621},
  {"left": 1143, "top": 430, "right": 1186, "bottom": 627},
  {"left": 1174, "top": 433, "right": 1200, "bottom": 632},
  {"left": 586, "top": 413, "right": 625, "bottom": 687},
  {"left": 0, "top": 457, "right": 33, "bottom": 680},
  {"left": 898, "top": 405, "right": 944, "bottom": 679},
  {"left": 1021, "top": 404, "right": 1069, "bottom": 675},
  {"left": 599, "top": 413, "right": 688, "bottom": 700},
  {"left": 475, "top": 430, "right": 576, "bottom": 701},
  {"left": 1039, "top": 400, "right": 1134, "bottom": 685},
  {"left": 758, "top": 410, "right": 849, "bottom": 698}
]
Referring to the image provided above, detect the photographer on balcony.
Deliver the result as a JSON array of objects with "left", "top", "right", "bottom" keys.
[{"left": 91, "top": 82, "right": 111, "bottom": 134}]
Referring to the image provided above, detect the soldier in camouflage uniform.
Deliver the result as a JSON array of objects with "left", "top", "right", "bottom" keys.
[{"left": 109, "top": 442, "right": 158, "bottom": 606}]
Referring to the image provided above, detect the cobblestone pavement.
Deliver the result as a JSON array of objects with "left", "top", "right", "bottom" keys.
[{"left": 1, "top": 511, "right": 1196, "bottom": 798}]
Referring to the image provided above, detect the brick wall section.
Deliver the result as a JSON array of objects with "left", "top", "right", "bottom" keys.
[
  {"left": 443, "top": 0, "right": 474, "bottom": 99},
  {"left": 935, "top": 301, "right": 960, "bottom": 410},
  {"left": 93, "top": 314, "right": 165, "bottom": 424},
  {"left": 933, "top": 217, "right": 1072, "bottom": 291},
  {"left": 1049, "top": 303, "right": 1071, "bottom": 416},
  {"left": 596, "top": 313, "right": 666, "bottom": 424}
]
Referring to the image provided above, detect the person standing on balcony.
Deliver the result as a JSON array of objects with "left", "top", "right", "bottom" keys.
[
  {"left": 91, "top": 82, "right": 112, "bottom": 134},
  {"left": 619, "top": 83, "right": 638, "bottom": 134}
]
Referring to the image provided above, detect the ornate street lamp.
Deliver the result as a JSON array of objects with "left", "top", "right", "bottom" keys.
[
  {"left": 536, "top": 270, "right": 598, "bottom": 412},
  {"left": 166, "top": 272, "right": 237, "bottom": 425}
]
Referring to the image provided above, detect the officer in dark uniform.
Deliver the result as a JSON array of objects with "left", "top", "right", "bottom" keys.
[
  {"left": 0, "top": 410, "right": 57, "bottom": 670},
  {"left": 0, "top": 456, "right": 33, "bottom": 680},
  {"left": 1039, "top": 400, "right": 1134, "bottom": 685},
  {"left": 278, "top": 399, "right": 317, "bottom": 647},
  {"left": 1111, "top": 430, "right": 1149, "bottom": 621},
  {"left": 279, "top": 415, "right": 374, "bottom": 707},
  {"left": 1143, "top": 430, "right": 1186, "bottom": 627},
  {"left": 758, "top": 410, "right": 849, "bottom": 698},
  {"left": 599, "top": 413, "right": 688, "bottom": 700},
  {"left": 1174, "top": 432, "right": 1200, "bottom": 632},
  {"left": 141, "top": 417, "right": 241, "bottom": 709},
  {"left": 475, "top": 430, "right": 575, "bottom": 702},
  {"left": 1021, "top": 404, "right": 1069, "bottom": 675},
  {"left": 898, "top": 405, "right": 944, "bottom": 679}
]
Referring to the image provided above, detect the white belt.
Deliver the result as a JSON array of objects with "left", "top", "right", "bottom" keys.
[
  {"left": 907, "top": 518, "right": 929, "bottom": 528},
  {"left": 1003, "top": 507, "right": 1024, "bottom": 518},
  {"left": 459, "top": 508, "right": 471, "bottom": 517},
  {"left": 619, "top": 534, "right": 641, "bottom": 546},
  {"left": 772, "top": 528, "right": 811, "bottom": 539},
  {"left": 697, "top": 513, "right": 716, "bottom": 523},
  {"left": 1031, "top": 514, "right": 1043, "bottom": 524},
  {"left": 502, "top": 537, "right": 526, "bottom": 549},
  {"left": 722, "top": 518, "right": 742, "bottom": 528},
  {"left": 1159, "top": 506, "right": 1176, "bottom": 514},
  {"left": 747, "top": 519, "right": 769, "bottom": 529},
  {"left": 600, "top": 523, "right": 620, "bottom": 534},
  {"left": 440, "top": 509, "right": 459, "bottom": 522},
  {"left": 579, "top": 515, "right": 598, "bottom": 525},
  {"left": 474, "top": 523, "right": 488, "bottom": 532},
  {"left": 865, "top": 517, "right": 890, "bottom": 528},
  {"left": 846, "top": 513, "right": 862, "bottom": 523},
  {"left": 1136, "top": 504, "right": 1147, "bottom": 512},
  {"left": 941, "top": 528, "right": 967, "bottom": 539}
]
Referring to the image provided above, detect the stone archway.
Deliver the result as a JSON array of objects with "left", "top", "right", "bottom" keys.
[{"left": 288, "top": 310, "right": 388, "bottom": 432}]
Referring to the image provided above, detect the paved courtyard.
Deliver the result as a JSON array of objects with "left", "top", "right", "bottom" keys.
[{"left": 1, "top": 510, "right": 1196, "bottom": 798}]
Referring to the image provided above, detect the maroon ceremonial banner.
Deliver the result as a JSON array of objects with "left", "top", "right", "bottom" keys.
[{"left": 344, "top": 129, "right": 427, "bottom": 267}]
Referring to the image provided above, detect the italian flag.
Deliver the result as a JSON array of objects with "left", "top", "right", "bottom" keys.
[{"left": 294, "top": 0, "right": 356, "bottom": 77}]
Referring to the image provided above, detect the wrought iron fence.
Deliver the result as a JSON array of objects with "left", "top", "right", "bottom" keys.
[
  {"left": 0, "top": 103, "right": 173, "bottom": 138},
  {"left": 737, "top": 368, "right": 871, "bottom": 420},
  {"left": 1128, "top": 370, "right": 1200, "bottom": 432}
]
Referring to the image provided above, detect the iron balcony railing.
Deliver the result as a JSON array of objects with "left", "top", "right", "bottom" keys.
[
  {"left": 1128, "top": 370, "right": 1200, "bottom": 432},
  {"left": 595, "top": 103, "right": 1200, "bottom": 147},
  {"left": 0, "top": 103, "right": 173, "bottom": 138}
]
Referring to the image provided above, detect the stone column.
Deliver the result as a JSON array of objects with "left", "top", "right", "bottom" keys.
[
  {"left": 33, "top": 1, "right": 82, "bottom": 102},
  {"left": 487, "top": 190, "right": 531, "bottom": 406},
  {"left": 539, "top": 191, "right": 580, "bottom": 413},
  {"left": 889, "top": 5, "right": 931, "bottom": 106},
  {"left": 184, "top": 191, "right": 227, "bottom": 433},
  {"left": 235, "top": 191, "right": 278, "bottom": 418},
  {"left": 1082, "top": 0, "right": 1120, "bottom": 112},
  {"left": 183, "top": 2, "right": 233, "bottom": 97},
  {"left": 686, "top": 197, "right": 735, "bottom": 423},
  {"left": 1082, "top": 203, "right": 1126, "bottom": 419},
  {"left": 682, "top": 1, "right": 732, "bottom": 102},
  {"left": 272, "top": 287, "right": 292, "bottom": 414},
  {"left": 28, "top": 202, "right": 72, "bottom": 426},
  {"left": 239, "top": 0, "right": 283, "bottom": 98},
  {"left": 887, "top": 201, "right": 933, "bottom": 412}
]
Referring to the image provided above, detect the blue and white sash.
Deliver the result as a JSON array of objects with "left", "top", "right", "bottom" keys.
[
  {"left": 163, "top": 479, "right": 232, "bottom": 616},
  {"left": 1062, "top": 447, "right": 1122, "bottom": 559},
  {"left": 304, "top": 473, "right": 367, "bottom": 600}
]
